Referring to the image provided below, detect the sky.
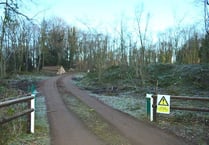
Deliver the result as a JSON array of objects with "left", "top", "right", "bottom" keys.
[{"left": 25, "top": 0, "right": 203, "bottom": 35}]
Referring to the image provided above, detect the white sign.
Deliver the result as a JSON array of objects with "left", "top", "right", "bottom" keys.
[{"left": 157, "top": 95, "right": 170, "bottom": 114}]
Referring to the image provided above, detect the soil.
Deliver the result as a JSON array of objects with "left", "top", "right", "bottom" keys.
[{"left": 39, "top": 74, "right": 190, "bottom": 145}]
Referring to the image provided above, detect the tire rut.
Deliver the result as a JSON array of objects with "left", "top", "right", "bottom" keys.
[
  {"left": 61, "top": 74, "right": 189, "bottom": 145},
  {"left": 39, "top": 76, "right": 105, "bottom": 145}
]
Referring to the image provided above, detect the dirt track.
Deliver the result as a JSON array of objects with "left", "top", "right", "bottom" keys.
[
  {"left": 39, "top": 74, "right": 188, "bottom": 145},
  {"left": 39, "top": 76, "right": 105, "bottom": 145}
]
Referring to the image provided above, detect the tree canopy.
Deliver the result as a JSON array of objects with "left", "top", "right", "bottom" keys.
[{"left": 0, "top": 0, "right": 208, "bottom": 78}]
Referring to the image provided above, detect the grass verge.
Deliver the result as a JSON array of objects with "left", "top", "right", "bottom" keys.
[
  {"left": 57, "top": 83, "right": 131, "bottom": 145},
  {"left": 7, "top": 95, "right": 50, "bottom": 145},
  {"left": 73, "top": 72, "right": 209, "bottom": 145}
]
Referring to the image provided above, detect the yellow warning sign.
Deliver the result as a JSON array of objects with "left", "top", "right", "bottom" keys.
[
  {"left": 157, "top": 95, "right": 170, "bottom": 114},
  {"left": 158, "top": 96, "right": 169, "bottom": 106}
]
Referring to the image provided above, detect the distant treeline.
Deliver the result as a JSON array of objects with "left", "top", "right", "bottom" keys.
[{"left": 0, "top": 0, "right": 209, "bottom": 79}]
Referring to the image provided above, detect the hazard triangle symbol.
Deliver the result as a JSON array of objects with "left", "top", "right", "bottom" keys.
[{"left": 158, "top": 96, "right": 169, "bottom": 106}]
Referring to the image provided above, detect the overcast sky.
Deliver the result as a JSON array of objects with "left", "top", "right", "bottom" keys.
[{"left": 26, "top": 0, "right": 203, "bottom": 34}]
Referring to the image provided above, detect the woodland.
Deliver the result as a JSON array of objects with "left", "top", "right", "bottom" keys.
[
  {"left": 0, "top": 0, "right": 209, "bottom": 83},
  {"left": 0, "top": 1, "right": 209, "bottom": 144}
]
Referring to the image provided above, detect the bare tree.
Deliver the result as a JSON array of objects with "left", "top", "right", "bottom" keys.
[
  {"left": 135, "top": 6, "right": 150, "bottom": 85},
  {"left": 119, "top": 19, "right": 128, "bottom": 65},
  {"left": 39, "top": 19, "right": 48, "bottom": 70},
  {"left": 204, "top": 0, "right": 209, "bottom": 34},
  {"left": 0, "top": 0, "right": 32, "bottom": 77},
  {"left": 67, "top": 26, "right": 78, "bottom": 69}
]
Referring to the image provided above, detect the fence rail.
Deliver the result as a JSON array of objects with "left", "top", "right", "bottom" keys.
[
  {"left": 171, "top": 96, "right": 209, "bottom": 101},
  {"left": 151, "top": 95, "right": 209, "bottom": 122},
  {"left": 0, "top": 108, "right": 34, "bottom": 124},
  {"left": 0, "top": 95, "right": 34, "bottom": 108},
  {"left": 0, "top": 94, "right": 35, "bottom": 133}
]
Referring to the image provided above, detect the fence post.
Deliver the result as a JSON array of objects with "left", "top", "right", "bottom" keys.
[
  {"left": 27, "top": 97, "right": 31, "bottom": 133},
  {"left": 146, "top": 94, "right": 153, "bottom": 121},
  {"left": 26, "top": 94, "right": 35, "bottom": 133},
  {"left": 30, "top": 94, "right": 35, "bottom": 133},
  {"left": 152, "top": 95, "right": 157, "bottom": 122}
]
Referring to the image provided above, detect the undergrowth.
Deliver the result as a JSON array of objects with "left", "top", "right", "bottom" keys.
[
  {"left": 0, "top": 76, "right": 50, "bottom": 145},
  {"left": 75, "top": 64, "right": 209, "bottom": 145}
]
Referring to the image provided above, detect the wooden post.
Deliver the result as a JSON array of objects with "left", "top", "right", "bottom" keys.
[
  {"left": 152, "top": 95, "right": 157, "bottom": 122},
  {"left": 27, "top": 99, "right": 31, "bottom": 133},
  {"left": 30, "top": 94, "right": 35, "bottom": 133},
  {"left": 153, "top": 81, "right": 158, "bottom": 122}
]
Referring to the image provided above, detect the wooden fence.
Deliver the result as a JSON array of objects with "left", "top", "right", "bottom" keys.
[
  {"left": 151, "top": 95, "right": 209, "bottom": 122},
  {"left": 0, "top": 94, "right": 35, "bottom": 133}
]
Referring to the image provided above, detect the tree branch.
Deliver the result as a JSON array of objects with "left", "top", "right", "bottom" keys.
[{"left": 0, "top": 1, "right": 31, "bottom": 21}]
